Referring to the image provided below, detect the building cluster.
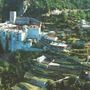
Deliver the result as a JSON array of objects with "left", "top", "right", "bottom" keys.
[
  {"left": 0, "top": 11, "right": 43, "bottom": 52},
  {"left": 0, "top": 11, "right": 69, "bottom": 52},
  {"left": 0, "top": 23, "right": 42, "bottom": 52},
  {"left": 81, "top": 19, "right": 90, "bottom": 29},
  {"left": 0, "top": 11, "right": 90, "bottom": 53}
]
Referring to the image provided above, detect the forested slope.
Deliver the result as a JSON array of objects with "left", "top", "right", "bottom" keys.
[{"left": 0, "top": 0, "right": 90, "bottom": 21}]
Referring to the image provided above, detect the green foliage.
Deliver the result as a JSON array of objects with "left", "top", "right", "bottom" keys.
[
  {"left": 0, "top": 0, "right": 90, "bottom": 21},
  {"left": 0, "top": 0, "right": 5, "bottom": 18},
  {"left": 0, "top": 0, "right": 5, "bottom": 8},
  {"left": 67, "top": 76, "right": 76, "bottom": 85},
  {"left": 84, "top": 82, "right": 90, "bottom": 90},
  {"left": 46, "top": 80, "right": 56, "bottom": 90},
  {"left": 34, "top": 0, "right": 90, "bottom": 10},
  {"left": 0, "top": 60, "right": 9, "bottom": 72}
]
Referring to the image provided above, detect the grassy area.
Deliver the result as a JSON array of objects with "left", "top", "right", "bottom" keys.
[
  {"left": 12, "top": 82, "right": 45, "bottom": 90},
  {"left": 32, "top": 76, "right": 50, "bottom": 82}
]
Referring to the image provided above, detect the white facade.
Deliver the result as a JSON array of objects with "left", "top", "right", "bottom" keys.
[{"left": 10, "top": 11, "right": 17, "bottom": 24}]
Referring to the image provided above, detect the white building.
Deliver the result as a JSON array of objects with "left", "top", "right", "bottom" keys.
[{"left": 81, "top": 19, "right": 90, "bottom": 29}]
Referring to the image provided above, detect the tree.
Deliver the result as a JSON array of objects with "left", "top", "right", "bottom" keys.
[
  {"left": 14, "top": 52, "right": 24, "bottom": 80},
  {"left": 83, "top": 82, "right": 90, "bottom": 90},
  {"left": 56, "top": 81, "right": 65, "bottom": 90},
  {"left": 46, "top": 80, "right": 56, "bottom": 90},
  {"left": 0, "top": 0, "right": 5, "bottom": 21}
]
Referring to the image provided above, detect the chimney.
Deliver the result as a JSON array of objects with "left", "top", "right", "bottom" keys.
[{"left": 10, "top": 11, "right": 17, "bottom": 24}]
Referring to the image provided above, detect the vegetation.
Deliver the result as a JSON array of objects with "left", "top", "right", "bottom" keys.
[
  {"left": 0, "top": 0, "right": 90, "bottom": 90},
  {"left": 0, "top": 0, "right": 90, "bottom": 21}
]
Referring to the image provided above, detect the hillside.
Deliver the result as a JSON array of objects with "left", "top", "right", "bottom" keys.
[
  {"left": 0, "top": 0, "right": 90, "bottom": 21},
  {"left": 0, "top": 0, "right": 90, "bottom": 90}
]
